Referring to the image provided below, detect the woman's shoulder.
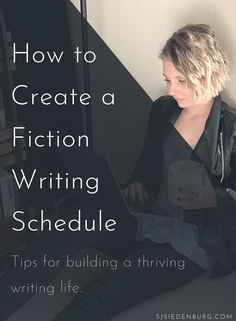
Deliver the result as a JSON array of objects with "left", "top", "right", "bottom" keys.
[
  {"left": 222, "top": 100, "right": 236, "bottom": 136},
  {"left": 146, "top": 96, "right": 179, "bottom": 128},
  {"left": 151, "top": 95, "right": 177, "bottom": 114},
  {"left": 223, "top": 100, "right": 236, "bottom": 117},
  {"left": 153, "top": 95, "right": 175, "bottom": 106},
  {"left": 222, "top": 100, "right": 236, "bottom": 122}
]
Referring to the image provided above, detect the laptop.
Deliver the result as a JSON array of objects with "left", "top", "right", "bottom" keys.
[
  {"left": 56, "top": 148, "right": 181, "bottom": 218},
  {"left": 58, "top": 147, "right": 155, "bottom": 216}
]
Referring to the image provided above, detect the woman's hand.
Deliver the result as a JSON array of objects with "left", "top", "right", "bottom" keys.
[{"left": 123, "top": 182, "right": 148, "bottom": 203}]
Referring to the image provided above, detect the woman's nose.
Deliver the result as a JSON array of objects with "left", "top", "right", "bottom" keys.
[{"left": 168, "top": 82, "right": 176, "bottom": 96}]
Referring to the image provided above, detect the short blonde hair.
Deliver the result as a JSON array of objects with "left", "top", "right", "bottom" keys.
[{"left": 159, "top": 24, "right": 229, "bottom": 102}]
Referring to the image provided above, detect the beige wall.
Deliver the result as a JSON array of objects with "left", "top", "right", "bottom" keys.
[
  {"left": 71, "top": 0, "right": 236, "bottom": 106},
  {"left": 68, "top": 0, "right": 236, "bottom": 182}
]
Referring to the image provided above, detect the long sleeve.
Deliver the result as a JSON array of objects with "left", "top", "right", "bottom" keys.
[
  {"left": 126, "top": 103, "right": 156, "bottom": 185},
  {"left": 126, "top": 96, "right": 169, "bottom": 187}
]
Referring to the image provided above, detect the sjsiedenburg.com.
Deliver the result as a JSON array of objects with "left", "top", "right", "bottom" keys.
[{"left": 155, "top": 313, "right": 233, "bottom": 320}]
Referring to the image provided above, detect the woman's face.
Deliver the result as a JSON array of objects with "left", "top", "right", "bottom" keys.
[{"left": 162, "top": 57, "right": 195, "bottom": 108}]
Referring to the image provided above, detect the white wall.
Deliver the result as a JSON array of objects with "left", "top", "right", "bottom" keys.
[{"left": 71, "top": 0, "right": 236, "bottom": 106}]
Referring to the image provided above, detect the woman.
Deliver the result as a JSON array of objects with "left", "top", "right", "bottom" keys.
[
  {"left": 124, "top": 23, "right": 236, "bottom": 277},
  {"left": 1, "top": 24, "right": 236, "bottom": 321}
]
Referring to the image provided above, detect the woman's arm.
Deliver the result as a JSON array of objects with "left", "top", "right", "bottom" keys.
[
  {"left": 123, "top": 103, "right": 158, "bottom": 202},
  {"left": 126, "top": 96, "right": 169, "bottom": 186}
]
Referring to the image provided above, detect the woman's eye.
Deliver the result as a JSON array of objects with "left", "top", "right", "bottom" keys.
[
  {"left": 164, "top": 79, "right": 170, "bottom": 82},
  {"left": 178, "top": 79, "right": 186, "bottom": 83}
]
